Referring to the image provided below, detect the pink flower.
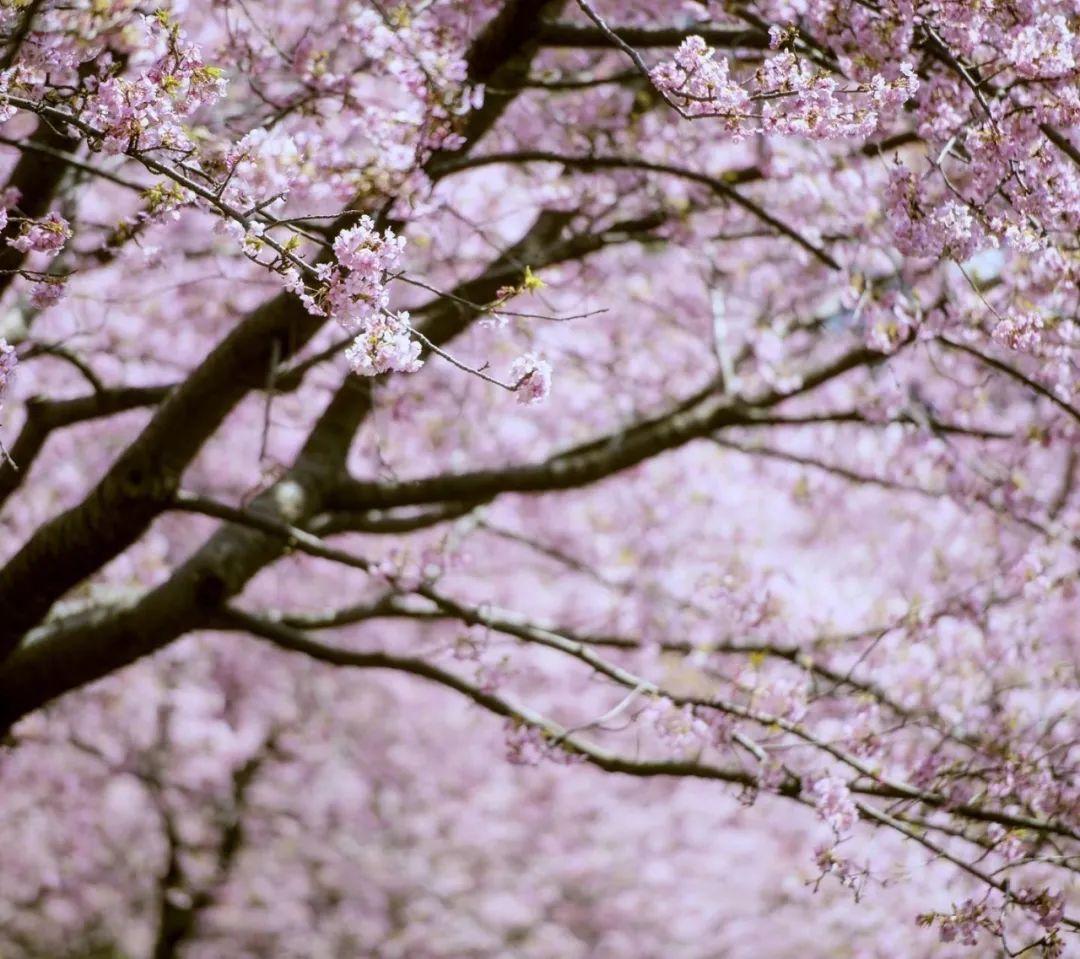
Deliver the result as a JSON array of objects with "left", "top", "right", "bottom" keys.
[
  {"left": 650, "top": 36, "right": 750, "bottom": 127},
  {"left": 8, "top": 212, "right": 71, "bottom": 257},
  {"left": 28, "top": 278, "right": 67, "bottom": 309},
  {"left": 810, "top": 775, "right": 858, "bottom": 836},
  {"left": 1020, "top": 888, "right": 1065, "bottom": 931},
  {"left": 332, "top": 217, "right": 405, "bottom": 276},
  {"left": 504, "top": 722, "right": 548, "bottom": 766},
  {"left": 509, "top": 352, "right": 552, "bottom": 405},
  {"left": 226, "top": 128, "right": 302, "bottom": 207},
  {"left": 320, "top": 219, "right": 410, "bottom": 348},
  {"left": 813, "top": 844, "right": 865, "bottom": 892},
  {"left": 992, "top": 311, "right": 1044, "bottom": 351},
  {"left": 885, "top": 166, "right": 980, "bottom": 260},
  {"left": 935, "top": 899, "right": 995, "bottom": 946},
  {"left": 651, "top": 36, "right": 914, "bottom": 137},
  {"left": 1010, "top": 15, "right": 1076, "bottom": 78},
  {"left": 345, "top": 311, "right": 422, "bottom": 376},
  {"left": 0, "top": 69, "right": 16, "bottom": 123}
]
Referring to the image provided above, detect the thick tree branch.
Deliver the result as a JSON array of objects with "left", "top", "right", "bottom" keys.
[
  {"left": 0, "top": 0, "right": 575, "bottom": 660},
  {"left": 434, "top": 151, "right": 840, "bottom": 268},
  {"left": 432, "top": 0, "right": 567, "bottom": 161},
  {"left": 0, "top": 209, "right": 670, "bottom": 728},
  {"left": 0, "top": 385, "right": 173, "bottom": 508},
  {"left": 327, "top": 344, "right": 887, "bottom": 512}
]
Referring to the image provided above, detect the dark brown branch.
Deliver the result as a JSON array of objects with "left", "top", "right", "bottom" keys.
[
  {"left": 0, "top": 210, "right": 670, "bottom": 729},
  {"left": 0, "top": 333, "right": 352, "bottom": 512},
  {"left": 0, "top": 121, "right": 78, "bottom": 298},
  {"left": 309, "top": 500, "right": 480, "bottom": 535},
  {"left": 431, "top": 132, "right": 921, "bottom": 184},
  {"left": 537, "top": 22, "right": 769, "bottom": 49},
  {"left": 327, "top": 344, "right": 886, "bottom": 512},
  {"left": 736, "top": 409, "right": 1015, "bottom": 440},
  {"left": 151, "top": 750, "right": 266, "bottom": 959},
  {"left": 216, "top": 606, "right": 783, "bottom": 791},
  {"left": 433, "top": 151, "right": 840, "bottom": 268},
  {"left": 414, "top": 585, "right": 1080, "bottom": 841},
  {"left": 939, "top": 337, "right": 1080, "bottom": 425},
  {"left": 0, "top": 1, "right": 576, "bottom": 660},
  {"left": 257, "top": 588, "right": 931, "bottom": 729},
  {"left": 1040, "top": 123, "right": 1080, "bottom": 172},
  {"left": 171, "top": 491, "right": 376, "bottom": 575},
  {"left": 0, "top": 286, "right": 329, "bottom": 657},
  {"left": 432, "top": 0, "right": 568, "bottom": 165},
  {"left": 228, "top": 602, "right": 1079, "bottom": 842},
  {"left": 0, "top": 385, "right": 173, "bottom": 508},
  {"left": 0, "top": 0, "right": 46, "bottom": 70},
  {"left": 0, "top": 133, "right": 146, "bottom": 193}
]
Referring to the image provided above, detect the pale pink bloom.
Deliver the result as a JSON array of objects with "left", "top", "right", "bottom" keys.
[
  {"left": 8, "top": 212, "right": 71, "bottom": 257},
  {"left": 509, "top": 352, "right": 552, "bottom": 405}
]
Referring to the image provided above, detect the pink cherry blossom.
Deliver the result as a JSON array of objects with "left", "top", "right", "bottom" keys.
[
  {"left": 811, "top": 775, "right": 858, "bottom": 837},
  {"left": 7, "top": 212, "right": 70, "bottom": 257},
  {"left": 27, "top": 278, "right": 66, "bottom": 310},
  {"left": 344, "top": 310, "right": 423, "bottom": 376},
  {"left": 509, "top": 352, "right": 552, "bottom": 405}
]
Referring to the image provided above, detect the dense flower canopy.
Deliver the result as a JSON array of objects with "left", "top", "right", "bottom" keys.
[{"left": 0, "top": 0, "right": 1078, "bottom": 956}]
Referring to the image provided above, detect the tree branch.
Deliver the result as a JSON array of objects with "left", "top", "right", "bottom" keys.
[
  {"left": 0, "top": 208, "right": 672, "bottom": 728},
  {"left": 327, "top": 344, "right": 888, "bottom": 512},
  {"left": 537, "top": 22, "right": 769, "bottom": 49}
]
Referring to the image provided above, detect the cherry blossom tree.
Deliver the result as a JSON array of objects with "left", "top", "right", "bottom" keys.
[{"left": 0, "top": 0, "right": 1078, "bottom": 955}]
